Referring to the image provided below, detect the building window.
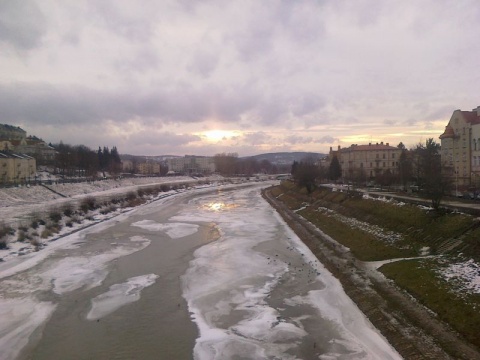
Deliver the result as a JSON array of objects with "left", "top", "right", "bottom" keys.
[
  {"left": 383, "top": 162, "right": 386, "bottom": 167},
  {"left": 392, "top": 162, "right": 395, "bottom": 167},
  {"left": 392, "top": 153, "right": 395, "bottom": 159},
  {"left": 474, "top": 139, "right": 477, "bottom": 151}
]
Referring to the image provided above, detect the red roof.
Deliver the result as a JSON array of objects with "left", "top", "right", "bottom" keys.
[
  {"left": 460, "top": 110, "right": 480, "bottom": 125},
  {"left": 439, "top": 124, "right": 456, "bottom": 139}
]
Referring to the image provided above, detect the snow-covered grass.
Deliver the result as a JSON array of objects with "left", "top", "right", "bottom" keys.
[
  {"left": 436, "top": 258, "right": 480, "bottom": 296},
  {"left": 0, "top": 175, "right": 228, "bottom": 264}
]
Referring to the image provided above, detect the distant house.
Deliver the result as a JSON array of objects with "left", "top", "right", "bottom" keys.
[
  {"left": 167, "top": 155, "right": 215, "bottom": 175},
  {"left": 439, "top": 106, "right": 480, "bottom": 188},
  {"left": 136, "top": 161, "right": 161, "bottom": 175},
  {"left": 0, "top": 124, "right": 27, "bottom": 140},
  {"left": 11, "top": 136, "right": 56, "bottom": 163},
  {"left": 0, "top": 151, "right": 37, "bottom": 185},
  {"left": 330, "top": 142, "right": 401, "bottom": 182}
]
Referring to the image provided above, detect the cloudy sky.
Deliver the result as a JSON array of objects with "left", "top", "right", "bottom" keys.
[{"left": 1, "top": 0, "right": 479, "bottom": 156}]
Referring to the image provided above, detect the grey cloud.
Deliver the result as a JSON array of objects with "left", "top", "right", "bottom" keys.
[
  {"left": 188, "top": 49, "right": 219, "bottom": 77},
  {"left": 291, "top": 95, "right": 326, "bottom": 116},
  {"left": 129, "top": 131, "right": 200, "bottom": 147},
  {"left": 285, "top": 134, "right": 337, "bottom": 145},
  {"left": 89, "top": 0, "right": 155, "bottom": 42},
  {"left": 242, "top": 132, "right": 270, "bottom": 145},
  {"left": 0, "top": 0, "right": 46, "bottom": 50},
  {"left": 0, "top": 82, "right": 259, "bottom": 127},
  {"left": 315, "top": 135, "right": 338, "bottom": 144},
  {"left": 285, "top": 135, "right": 313, "bottom": 144}
]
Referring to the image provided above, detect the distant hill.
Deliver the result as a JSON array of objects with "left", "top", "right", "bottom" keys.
[
  {"left": 120, "top": 154, "right": 180, "bottom": 162},
  {"left": 244, "top": 152, "right": 326, "bottom": 165},
  {"left": 121, "top": 152, "right": 326, "bottom": 166}
]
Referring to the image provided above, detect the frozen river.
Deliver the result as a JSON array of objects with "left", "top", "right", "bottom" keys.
[{"left": 0, "top": 183, "right": 401, "bottom": 359}]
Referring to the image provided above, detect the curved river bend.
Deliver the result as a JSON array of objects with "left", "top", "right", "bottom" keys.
[{"left": 0, "top": 183, "right": 401, "bottom": 360}]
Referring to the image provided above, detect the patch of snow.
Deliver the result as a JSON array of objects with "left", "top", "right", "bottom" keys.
[
  {"left": 86, "top": 273, "right": 159, "bottom": 320},
  {"left": 437, "top": 259, "right": 480, "bottom": 295},
  {"left": 131, "top": 220, "right": 199, "bottom": 239}
]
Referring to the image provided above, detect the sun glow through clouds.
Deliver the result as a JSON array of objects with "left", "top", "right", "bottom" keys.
[{"left": 201, "top": 130, "right": 238, "bottom": 143}]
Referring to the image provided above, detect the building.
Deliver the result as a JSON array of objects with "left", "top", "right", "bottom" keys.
[
  {"left": 0, "top": 124, "right": 26, "bottom": 140},
  {"left": 0, "top": 151, "right": 37, "bottom": 185},
  {"left": 137, "top": 161, "right": 161, "bottom": 175},
  {"left": 11, "top": 136, "right": 56, "bottom": 163},
  {"left": 167, "top": 156, "right": 215, "bottom": 175},
  {"left": 330, "top": 142, "right": 401, "bottom": 182},
  {"left": 439, "top": 106, "right": 480, "bottom": 188}
]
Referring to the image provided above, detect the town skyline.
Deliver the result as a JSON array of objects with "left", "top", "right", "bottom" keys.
[{"left": 1, "top": 1, "right": 479, "bottom": 156}]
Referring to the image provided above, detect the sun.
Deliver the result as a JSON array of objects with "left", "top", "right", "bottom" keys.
[{"left": 201, "top": 130, "right": 238, "bottom": 142}]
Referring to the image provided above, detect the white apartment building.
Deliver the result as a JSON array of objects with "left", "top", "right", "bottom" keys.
[
  {"left": 331, "top": 142, "right": 401, "bottom": 181},
  {"left": 440, "top": 106, "right": 480, "bottom": 188},
  {"left": 167, "top": 156, "right": 215, "bottom": 175}
]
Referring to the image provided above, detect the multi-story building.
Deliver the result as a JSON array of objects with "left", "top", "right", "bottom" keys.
[
  {"left": 330, "top": 142, "right": 401, "bottom": 181},
  {"left": 137, "top": 161, "right": 161, "bottom": 175},
  {"left": 167, "top": 155, "right": 215, "bottom": 175},
  {"left": 0, "top": 151, "right": 37, "bottom": 185},
  {"left": 0, "top": 124, "right": 26, "bottom": 140},
  {"left": 439, "top": 106, "right": 480, "bottom": 188}
]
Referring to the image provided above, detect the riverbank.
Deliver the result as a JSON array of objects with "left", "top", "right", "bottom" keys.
[{"left": 262, "top": 185, "right": 480, "bottom": 360}]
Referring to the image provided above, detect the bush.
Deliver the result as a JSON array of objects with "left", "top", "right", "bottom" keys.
[
  {"left": 126, "top": 191, "right": 137, "bottom": 201},
  {"left": 160, "top": 184, "right": 170, "bottom": 192},
  {"left": 17, "top": 230, "right": 29, "bottom": 242},
  {"left": 31, "top": 219, "right": 39, "bottom": 229},
  {"left": 63, "top": 205, "right": 74, "bottom": 217},
  {"left": 49, "top": 211, "right": 62, "bottom": 223},
  {"left": 80, "top": 196, "right": 96, "bottom": 213}
]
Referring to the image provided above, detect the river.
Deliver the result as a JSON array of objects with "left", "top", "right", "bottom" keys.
[{"left": 0, "top": 183, "right": 401, "bottom": 359}]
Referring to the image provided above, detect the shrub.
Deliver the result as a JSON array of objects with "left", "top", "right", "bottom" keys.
[
  {"left": 0, "top": 238, "right": 7, "bottom": 249},
  {"left": 63, "top": 205, "right": 74, "bottom": 217},
  {"left": 160, "top": 184, "right": 170, "bottom": 192},
  {"left": 41, "top": 228, "right": 53, "bottom": 239},
  {"left": 31, "top": 219, "right": 39, "bottom": 229},
  {"left": 17, "top": 230, "right": 29, "bottom": 242},
  {"left": 80, "top": 196, "right": 96, "bottom": 213},
  {"left": 126, "top": 191, "right": 137, "bottom": 201},
  {"left": 49, "top": 211, "right": 62, "bottom": 223}
]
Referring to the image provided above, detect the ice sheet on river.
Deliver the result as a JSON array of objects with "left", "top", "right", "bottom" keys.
[
  {"left": 87, "top": 273, "right": 159, "bottom": 320},
  {"left": 132, "top": 220, "right": 199, "bottom": 239},
  {"left": 178, "top": 186, "right": 401, "bottom": 359}
]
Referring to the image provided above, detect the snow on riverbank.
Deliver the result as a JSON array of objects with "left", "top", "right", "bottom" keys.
[{"left": 0, "top": 176, "right": 224, "bottom": 267}]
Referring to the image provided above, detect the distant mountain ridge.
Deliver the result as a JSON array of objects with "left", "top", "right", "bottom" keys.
[
  {"left": 121, "top": 152, "right": 326, "bottom": 165},
  {"left": 244, "top": 152, "right": 326, "bottom": 165}
]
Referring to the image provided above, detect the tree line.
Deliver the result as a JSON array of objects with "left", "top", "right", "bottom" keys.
[
  {"left": 214, "top": 153, "right": 289, "bottom": 176},
  {"left": 52, "top": 142, "right": 122, "bottom": 178}
]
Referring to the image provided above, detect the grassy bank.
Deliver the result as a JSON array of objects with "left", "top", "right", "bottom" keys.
[{"left": 270, "top": 181, "right": 480, "bottom": 351}]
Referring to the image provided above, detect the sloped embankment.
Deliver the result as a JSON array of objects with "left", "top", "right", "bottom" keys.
[{"left": 263, "top": 181, "right": 480, "bottom": 360}]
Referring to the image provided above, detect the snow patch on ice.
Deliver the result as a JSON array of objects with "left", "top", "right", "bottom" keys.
[
  {"left": 131, "top": 220, "right": 199, "bottom": 239},
  {"left": 0, "top": 298, "right": 56, "bottom": 360},
  {"left": 42, "top": 241, "right": 150, "bottom": 295},
  {"left": 87, "top": 273, "right": 159, "bottom": 320}
]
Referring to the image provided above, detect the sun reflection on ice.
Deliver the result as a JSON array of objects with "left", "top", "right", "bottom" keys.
[{"left": 204, "top": 202, "right": 237, "bottom": 212}]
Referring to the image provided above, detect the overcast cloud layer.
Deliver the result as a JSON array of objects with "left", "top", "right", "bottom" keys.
[{"left": 1, "top": 0, "right": 479, "bottom": 156}]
